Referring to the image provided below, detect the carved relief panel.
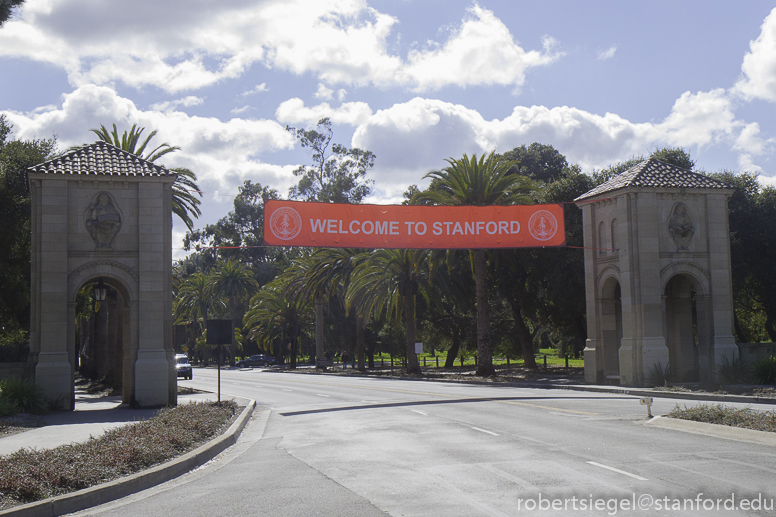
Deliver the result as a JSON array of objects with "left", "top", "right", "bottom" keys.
[{"left": 84, "top": 192, "right": 122, "bottom": 249}]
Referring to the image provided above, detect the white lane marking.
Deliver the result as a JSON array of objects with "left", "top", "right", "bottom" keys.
[
  {"left": 587, "top": 461, "right": 648, "bottom": 481},
  {"left": 316, "top": 394, "right": 330, "bottom": 398},
  {"left": 471, "top": 427, "right": 499, "bottom": 436},
  {"left": 282, "top": 389, "right": 293, "bottom": 392},
  {"left": 411, "top": 410, "right": 428, "bottom": 416}
]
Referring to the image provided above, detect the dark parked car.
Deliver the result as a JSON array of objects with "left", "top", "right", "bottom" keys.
[
  {"left": 236, "top": 354, "right": 277, "bottom": 368},
  {"left": 175, "top": 354, "right": 193, "bottom": 380}
]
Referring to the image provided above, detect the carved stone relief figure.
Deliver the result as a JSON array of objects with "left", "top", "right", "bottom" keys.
[
  {"left": 85, "top": 192, "right": 122, "bottom": 249},
  {"left": 668, "top": 202, "right": 694, "bottom": 250}
]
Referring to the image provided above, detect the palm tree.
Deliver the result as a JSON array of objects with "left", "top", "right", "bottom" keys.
[
  {"left": 174, "top": 271, "right": 225, "bottom": 365},
  {"left": 91, "top": 123, "right": 202, "bottom": 230},
  {"left": 211, "top": 259, "right": 259, "bottom": 366},
  {"left": 243, "top": 277, "right": 312, "bottom": 368},
  {"left": 347, "top": 248, "right": 431, "bottom": 374},
  {"left": 414, "top": 151, "right": 532, "bottom": 376},
  {"left": 306, "top": 248, "right": 366, "bottom": 370}
]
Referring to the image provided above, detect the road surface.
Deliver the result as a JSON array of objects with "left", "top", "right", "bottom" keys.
[{"left": 71, "top": 368, "right": 776, "bottom": 516}]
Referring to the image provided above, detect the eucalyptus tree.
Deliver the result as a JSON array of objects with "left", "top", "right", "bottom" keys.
[
  {"left": 347, "top": 248, "right": 432, "bottom": 374},
  {"left": 211, "top": 259, "right": 259, "bottom": 365},
  {"left": 183, "top": 181, "right": 282, "bottom": 277},
  {"left": 91, "top": 124, "right": 202, "bottom": 230},
  {"left": 414, "top": 152, "right": 532, "bottom": 376},
  {"left": 286, "top": 117, "right": 375, "bottom": 203}
]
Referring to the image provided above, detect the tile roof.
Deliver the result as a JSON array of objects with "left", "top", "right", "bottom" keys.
[
  {"left": 27, "top": 141, "right": 175, "bottom": 177},
  {"left": 575, "top": 159, "right": 732, "bottom": 201}
]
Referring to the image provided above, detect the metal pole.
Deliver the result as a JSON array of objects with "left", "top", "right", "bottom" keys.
[{"left": 218, "top": 342, "right": 222, "bottom": 403}]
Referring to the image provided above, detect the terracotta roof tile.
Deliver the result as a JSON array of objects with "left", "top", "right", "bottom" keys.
[
  {"left": 27, "top": 141, "right": 175, "bottom": 177},
  {"left": 575, "top": 159, "right": 732, "bottom": 201}
]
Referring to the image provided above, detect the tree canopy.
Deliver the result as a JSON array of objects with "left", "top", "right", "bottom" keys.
[
  {"left": 0, "top": 0, "right": 24, "bottom": 26},
  {"left": 286, "top": 118, "right": 375, "bottom": 204},
  {"left": 0, "top": 115, "right": 56, "bottom": 334}
]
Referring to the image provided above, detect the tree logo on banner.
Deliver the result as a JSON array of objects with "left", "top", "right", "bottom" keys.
[
  {"left": 528, "top": 209, "right": 559, "bottom": 241},
  {"left": 269, "top": 207, "right": 302, "bottom": 241}
]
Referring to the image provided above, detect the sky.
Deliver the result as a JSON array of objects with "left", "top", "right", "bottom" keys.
[{"left": 1, "top": 0, "right": 775, "bottom": 258}]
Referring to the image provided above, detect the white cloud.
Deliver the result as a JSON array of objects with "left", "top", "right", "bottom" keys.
[
  {"left": 656, "top": 89, "right": 738, "bottom": 148},
  {"left": 314, "top": 83, "right": 334, "bottom": 100},
  {"left": 230, "top": 105, "right": 253, "bottom": 114},
  {"left": 2, "top": 85, "right": 295, "bottom": 189},
  {"left": 150, "top": 96, "right": 204, "bottom": 112},
  {"left": 735, "top": 7, "right": 776, "bottom": 102},
  {"left": 351, "top": 92, "right": 767, "bottom": 194},
  {"left": 597, "top": 45, "right": 617, "bottom": 61},
  {"left": 276, "top": 98, "right": 373, "bottom": 126},
  {"left": 400, "top": 5, "right": 562, "bottom": 91},
  {"left": 0, "top": 0, "right": 558, "bottom": 93},
  {"left": 241, "top": 83, "right": 269, "bottom": 96}
]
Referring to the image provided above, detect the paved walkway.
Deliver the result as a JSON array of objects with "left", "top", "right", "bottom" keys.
[{"left": 0, "top": 390, "right": 222, "bottom": 457}]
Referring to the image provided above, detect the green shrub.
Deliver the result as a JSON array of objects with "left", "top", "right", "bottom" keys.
[
  {"left": 752, "top": 356, "right": 776, "bottom": 385},
  {"left": 716, "top": 354, "right": 750, "bottom": 384},
  {"left": 646, "top": 361, "right": 672, "bottom": 387},
  {"left": 0, "top": 330, "right": 29, "bottom": 363},
  {"left": 0, "top": 379, "right": 48, "bottom": 415},
  {"left": 669, "top": 404, "right": 776, "bottom": 433},
  {"left": 0, "top": 396, "right": 15, "bottom": 417}
]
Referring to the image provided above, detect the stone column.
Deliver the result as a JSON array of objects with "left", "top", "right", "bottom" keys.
[
  {"left": 134, "top": 181, "right": 174, "bottom": 407},
  {"left": 706, "top": 193, "right": 737, "bottom": 369},
  {"left": 34, "top": 179, "right": 72, "bottom": 406},
  {"left": 580, "top": 203, "right": 601, "bottom": 383}
]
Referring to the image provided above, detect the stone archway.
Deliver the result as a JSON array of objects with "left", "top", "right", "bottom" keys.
[
  {"left": 576, "top": 159, "right": 738, "bottom": 386},
  {"left": 71, "top": 272, "right": 134, "bottom": 405},
  {"left": 28, "top": 141, "right": 177, "bottom": 409}
]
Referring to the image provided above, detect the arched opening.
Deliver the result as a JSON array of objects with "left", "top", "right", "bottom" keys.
[
  {"left": 663, "top": 274, "right": 706, "bottom": 382},
  {"left": 601, "top": 277, "right": 622, "bottom": 384},
  {"left": 74, "top": 277, "right": 132, "bottom": 404}
]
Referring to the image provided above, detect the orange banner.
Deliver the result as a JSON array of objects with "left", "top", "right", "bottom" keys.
[{"left": 264, "top": 200, "right": 565, "bottom": 249}]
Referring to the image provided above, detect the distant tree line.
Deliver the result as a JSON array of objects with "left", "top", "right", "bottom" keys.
[{"left": 1, "top": 114, "right": 774, "bottom": 373}]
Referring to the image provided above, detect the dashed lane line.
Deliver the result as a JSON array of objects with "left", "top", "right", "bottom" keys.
[{"left": 587, "top": 461, "right": 648, "bottom": 481}]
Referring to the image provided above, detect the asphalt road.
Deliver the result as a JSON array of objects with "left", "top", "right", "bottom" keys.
[{"left": 70, "top": 368, "right": 776, "bottom": 516}]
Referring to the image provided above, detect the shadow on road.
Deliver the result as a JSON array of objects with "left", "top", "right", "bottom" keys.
[{"left": 279, "top": 395, "right": 634, "bottom": 417}]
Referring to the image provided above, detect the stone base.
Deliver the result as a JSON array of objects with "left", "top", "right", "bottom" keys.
[
  {"left": 134, "top": 350, "right": 173, "bottom": 407},
  {"left": 583, "top": 345, "right": 599, "bottom": 383},
  {"left": 35, "top": 352, "right": 73, "bottom": 410}
]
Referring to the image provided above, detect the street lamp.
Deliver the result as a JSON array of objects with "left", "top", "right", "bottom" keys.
[{"left": 94, "top": 278, "right": 107, "bottom": 303}]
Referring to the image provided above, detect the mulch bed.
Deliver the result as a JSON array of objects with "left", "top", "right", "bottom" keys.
[{"left": 0, "top": 400, "right": 238, "bottom": 511}]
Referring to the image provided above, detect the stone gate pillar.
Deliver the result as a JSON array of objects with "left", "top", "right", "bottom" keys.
[
  {"left": 575, "top": 159, "right": 736, "bottom": 387},
  {"left": 28, "top": 141, "right": 177, "bottom": 408}
]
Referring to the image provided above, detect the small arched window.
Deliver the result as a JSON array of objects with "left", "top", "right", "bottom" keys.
[
  {"left": 611, "top": 218, "right": 618, "bottom": 254},
  {"left": 598, "top": 221, "right": 606, "bottom": 256}
]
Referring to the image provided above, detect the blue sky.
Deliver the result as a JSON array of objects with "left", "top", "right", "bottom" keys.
[{"left": 1, "top": 1, "right": 775, "bottom": 256}]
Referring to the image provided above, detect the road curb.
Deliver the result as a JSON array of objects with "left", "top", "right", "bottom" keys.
[
  {"left": 276, "top": 369, "right": 776, "bottom": 405},
  {"left": 0, "top": 399, "right": 256, "bottom": 517},
  {"left": 641, "top": 415, "right": 776, "bottom": 447}
]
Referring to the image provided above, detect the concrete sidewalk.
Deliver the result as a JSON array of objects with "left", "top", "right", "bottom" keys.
[
  {"left": 0, "top": 390, "right": 256, "bottom": 517},
  {"left": 0, "top": 389, "right": 231, "bottom": 456}
]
